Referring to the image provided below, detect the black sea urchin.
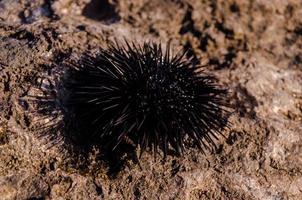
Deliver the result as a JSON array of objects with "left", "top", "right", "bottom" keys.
[{"left": 62, "top": 41, "right": 230, "bottom": 157}]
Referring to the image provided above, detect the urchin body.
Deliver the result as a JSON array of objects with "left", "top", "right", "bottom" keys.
[{"left": 63, "top": 42, "right": 229, "bottom": 156}]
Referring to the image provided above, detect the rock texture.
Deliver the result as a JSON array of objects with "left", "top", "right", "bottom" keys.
[{"left": 0, "top": 0, "right": 301, "bottom": 199}]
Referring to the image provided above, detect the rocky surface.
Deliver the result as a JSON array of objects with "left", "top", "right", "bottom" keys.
[{"left": 0, "top": 0, "right": 301, "bottom": 199}]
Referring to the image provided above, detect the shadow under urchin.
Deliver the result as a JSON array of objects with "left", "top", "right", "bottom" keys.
[{"left": 55, "top": 40, "right": 231, "bottom": 159}]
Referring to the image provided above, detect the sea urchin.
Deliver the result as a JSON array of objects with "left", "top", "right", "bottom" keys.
[{"left": 62, "top": 41, "right": 230, "bottom": 157}]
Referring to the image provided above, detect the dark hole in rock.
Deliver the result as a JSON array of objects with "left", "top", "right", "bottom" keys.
[
  {"left": 230, "top": 3, "right": 240, "bottom": 13},
  {"left": 0, "top": 131, "right": 9, "bottom": 145},
  {"left": 82, "top": 0, "right": 120, "bottom": 24}
]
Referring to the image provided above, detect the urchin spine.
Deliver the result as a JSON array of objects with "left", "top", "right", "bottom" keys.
[{"left": 60, "top": 41, "right": 230, "bottom": 157}]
